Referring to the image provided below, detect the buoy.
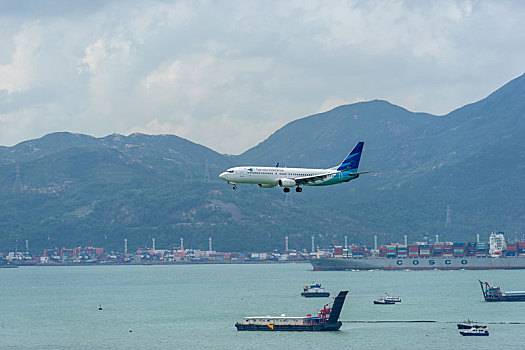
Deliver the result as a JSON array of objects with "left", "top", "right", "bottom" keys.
[{"left": 129, "top": 329, "right": 132, "bottom": 333}]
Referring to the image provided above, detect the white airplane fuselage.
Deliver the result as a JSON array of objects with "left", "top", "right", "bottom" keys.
[
  {"left": 219, "top": 166, "right": 359, "bottom": 187},
  {"left": 218, "top": 142, "right": 368, "bottom": 192}
]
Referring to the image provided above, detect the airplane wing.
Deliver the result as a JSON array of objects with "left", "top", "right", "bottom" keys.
[
  {"left": 294, "top": 171, "right": 339, "bottom": 185},
  {"left": 294, "top": 170, "right": 375, "bottom": 185}
]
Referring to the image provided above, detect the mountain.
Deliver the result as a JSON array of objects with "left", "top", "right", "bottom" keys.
[{"left": 0, "top": 73, "right": 524, "bottom": 253}]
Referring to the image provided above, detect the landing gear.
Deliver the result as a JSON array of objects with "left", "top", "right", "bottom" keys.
[
  {"left": 283, "top": 187, "right": 290, "bottom": 193},
  {"left": 233, "top": 185, "right": 237, "bottom": 190},
  {"left": 295, "top": 187, "right": 302, "bottom": 192}
]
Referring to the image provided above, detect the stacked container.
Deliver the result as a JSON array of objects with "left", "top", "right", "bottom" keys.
[
  {"left": 353, "top": 247, "right": 364, "bottom": 258},
  {"left": 432, "top": 244, "right": 443, "bottom": 257},
  {"left": 476, "top": 242, "right": 488, "bottom": 256},
  {"left": 379, "top": 246, "right": 387, "bottom": 258},
  {"left": 397, "top": 245, "right": 408, "bottom": 258},
  {"left": 466, "top": 242, "right": 477, "bottom": 256},
  {"left": 506, "top": 244, "right": 517, "bottom": 257},
  {"left": 453, "top": 243, "right": 465, "bottom": 257},
  {"left": 442, "top": 244, "right": 454, "bottom": 257},
  {"left": 518, "top": 242, "right": 525, "bottom": 256},
  {"left": 333, "top": 247, "right": 344, "bottom": 258},
  {"left": 386, "top": 245, "right": 397, "bottom": 258},
  {"left": 419, "top": 244, "right": 431, "bottom": 257},
  {"left": 408, "top": 245, "right": 419, "bottom": 257}
]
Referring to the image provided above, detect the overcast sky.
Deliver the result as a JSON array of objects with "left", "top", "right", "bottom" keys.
[{"left": 1, "top": 0, "right": 524, "bottom": 154}]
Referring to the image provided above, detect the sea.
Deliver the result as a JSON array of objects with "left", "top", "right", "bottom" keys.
[{"left": 1, "top": 263, "right": 524, "bottom": 350}]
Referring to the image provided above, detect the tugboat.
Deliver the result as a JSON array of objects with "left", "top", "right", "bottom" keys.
[
  {"left": 373, "top": 297, "right": 395, "bottom": 305},
  {"left": 459, "top": 327, "right": 489, "bottom": 336},
  {"left": 457, "top": 320, "right": 486, "bottom": 329},
  {"left": 235, "top": 291, "right": 348, "bottom": 331},
  {"left": 301, "top": 283, "right": 330, "bottom": 298}
]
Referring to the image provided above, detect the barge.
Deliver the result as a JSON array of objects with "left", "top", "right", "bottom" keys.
[
  {"left": 479, "top": 280, "right": 525, "bottom": 302},
  {"left": 235, "top": 291, "right": 348, "bottom": 331}
]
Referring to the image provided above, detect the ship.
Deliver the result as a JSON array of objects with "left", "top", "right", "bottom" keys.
[
  {"left": 373, "top": 298, "right": 395, "bottom": 305},
  {"left": 459, "top": 327, "right": 489, "bottom": 336},
  {"left": 235, "top": 291, "right": 348, "bottom": 331},
  {"left": 310, "top": 232, "right": 525, "bottom": 271},
  {"left": 479, "top": 280, "right": 525, "bottom": 302},
  {"left": 301, "top": 283, "right": 330, "bottom": 297},
  {"left": 457, "top": 320, "right": 486, "bottom": 329}
]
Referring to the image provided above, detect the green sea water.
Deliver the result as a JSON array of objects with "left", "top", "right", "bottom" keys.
[{"left": 1, "top": 263, "right": 524, "bottom": 349}]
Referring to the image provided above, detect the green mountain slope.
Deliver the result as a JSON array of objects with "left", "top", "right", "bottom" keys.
[{"left": 0, "top": 74, "right": 524, "bottom": 253}]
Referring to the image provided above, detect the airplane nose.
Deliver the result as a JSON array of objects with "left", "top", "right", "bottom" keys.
[{"left": 219, "top": 172, "right": 227, "bottom": 180}]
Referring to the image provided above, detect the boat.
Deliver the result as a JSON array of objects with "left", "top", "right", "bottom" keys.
[
  {"left": 459, "top": 327, "right": 489, "bottom": 336},
  {"left": 373, "top": 298, "right": 395, "bottom": 305},
  {"left": 457, "top": 320, "right": 486, "bottom": 329},
  {"left": 310, "top": 232, "right": 525, "bottom": 271},
  {"left": 235, "top": 291, "right": 348, "bottom": 331},
  {"left": 301, "top": 283, "right": 330, "bottom": 297},
  {"left": 479, "top": 280, "right": 525, "bottom": 302},
  {"left": 385, "top": 295, "right": 401, "bottom": 303}
]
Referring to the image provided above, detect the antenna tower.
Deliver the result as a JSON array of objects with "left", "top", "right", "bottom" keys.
[
  {"left": 203, "top": 158, "right": 210, "bottom": 183},
  {"left": 184, "top": 167, "right": 193, "bottom": 182},
  {"left": 445, "top": 205, "right": 451, "bottom": 229},
  {"left": 13, "top": 164, "right": 23, "bottom": 191}
]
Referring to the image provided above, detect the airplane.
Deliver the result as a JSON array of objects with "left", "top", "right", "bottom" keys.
[{"left": 219, "top": 141, "right": 372, "bottom": 192}]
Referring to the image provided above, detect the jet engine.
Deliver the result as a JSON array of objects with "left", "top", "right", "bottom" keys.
[
  {"left": 258, "top": 184, "right": 276, "bottom": 188},
  {"left": 278, "top": 178, "right": 296, "bottom": 187}
]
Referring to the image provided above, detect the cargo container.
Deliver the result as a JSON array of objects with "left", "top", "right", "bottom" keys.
[{"left": 311, "top": 232, "right": 525, "bottom": 271}]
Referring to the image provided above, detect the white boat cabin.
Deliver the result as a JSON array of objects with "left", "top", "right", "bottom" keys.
[{"left": 240, "top": 315, "right": 322, "bottom": 326}]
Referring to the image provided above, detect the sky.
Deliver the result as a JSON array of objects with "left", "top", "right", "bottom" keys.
[{"left": 1, "top": 0, "right": 524, "bottom": 154}]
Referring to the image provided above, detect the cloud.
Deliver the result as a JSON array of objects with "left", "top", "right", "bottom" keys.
[
  {"left": 0, "top": 23, "right": 42, "bottom": 93},
  {"left": 1, "top": 0, "right": 525, "bottom": 154}
]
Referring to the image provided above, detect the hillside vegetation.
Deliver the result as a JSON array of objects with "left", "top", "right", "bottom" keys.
[{"left": 1, "top": 74, "right": 524, "bottom": 253}]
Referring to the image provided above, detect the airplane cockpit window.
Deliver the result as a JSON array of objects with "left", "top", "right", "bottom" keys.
[{"left": 227, "top": 170, "right": 234, "bottom": 173}]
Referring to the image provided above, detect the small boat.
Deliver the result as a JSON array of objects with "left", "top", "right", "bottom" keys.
[
  {"left": 373, "top": 298, "right": 395, "bottom": 305},
  {"left": 460, "top": 327, "right": 489, "bottom": 336},
  {"left": 301, "top": 283, "right": 330, "bottom": 298},
  {"left": 457, "top": 320, "right": 486, "bottom": 329},
  {"left": 385, "top": 295, "right": 401, "bottom": 303},
  {"left": 235, "top": 291, "right": 348, "bottom": 331}
]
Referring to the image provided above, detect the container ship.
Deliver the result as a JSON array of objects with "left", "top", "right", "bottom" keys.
[{"left": 310, "top": 232, "right": 525, "bottom": 271}]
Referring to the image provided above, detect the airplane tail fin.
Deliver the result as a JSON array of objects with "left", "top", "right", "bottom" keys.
[{"left": 336, "top": 142, "right": 363, "bottom": 172}]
